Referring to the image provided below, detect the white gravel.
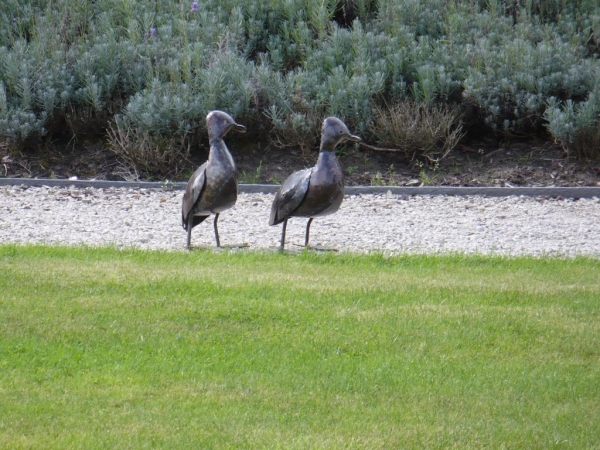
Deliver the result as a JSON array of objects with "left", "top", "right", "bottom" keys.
[{"left": 1, "top": 185, "right": 599, "bottom": 256}]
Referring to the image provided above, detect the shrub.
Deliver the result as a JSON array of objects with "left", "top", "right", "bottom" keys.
[
  {"left": 369, "top": 101, "right": 465, "bottom": 160},
  {"left": 107, "top": 115, "right": 191, "bottom": 179},
  {"left": 544, "top": 90, "right": 600, "bottom": 159},
  {"left": 2, "top": 0, "right": 600, "bottom": 176}
]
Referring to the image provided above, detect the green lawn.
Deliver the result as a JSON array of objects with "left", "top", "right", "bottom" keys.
[{"left": 1, "top": 245, "right": 599, "bottom": 449}]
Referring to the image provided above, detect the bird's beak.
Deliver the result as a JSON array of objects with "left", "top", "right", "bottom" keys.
[
  {"left": 233, "top": 123, "right": 247, "bottom": 133},
  {"left": 346, "top": 134, "right": 361, "bottom": 142}
]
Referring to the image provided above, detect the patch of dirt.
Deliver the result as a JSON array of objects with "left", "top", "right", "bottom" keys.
[
  {"left": 1, "top": 138, "right": 599, "bottom": 187},
  {"left": 1, "top": 140, "right": 121, "bottom": 182}
]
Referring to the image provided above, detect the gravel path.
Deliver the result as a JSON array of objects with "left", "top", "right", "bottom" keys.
[{"left": 1, "top": 185, "right": 599, "bottom": 256}]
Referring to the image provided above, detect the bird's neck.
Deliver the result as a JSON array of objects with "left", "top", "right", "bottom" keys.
[
  {"left": 209, "top": 138, "right": 224, "bottom": 147},
  {"left": 316, "top": 149, "right": 338, "bottom": 169},
  {"left": 209, "top": 139, "right": 235, "bottom": 168},
  {"left": 313, "top": 149, "right": 343, "bottom": 186},
  {"left": 320, "top": 133, "right": 342, "bottom": 150}
]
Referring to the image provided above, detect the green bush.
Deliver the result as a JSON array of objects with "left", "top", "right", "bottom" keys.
[
  {"left": 545, "top": 89, "right": 600, "bottom": 159},
  {"left": 1, "top": 0, "right": 599, "bottom": 172}
]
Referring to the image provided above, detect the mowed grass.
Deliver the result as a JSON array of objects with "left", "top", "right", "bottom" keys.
[{"left": 1, "top": 245, "right": 599, "bottom": 449}]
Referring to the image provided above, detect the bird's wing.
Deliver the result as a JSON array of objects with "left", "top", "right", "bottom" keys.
[
  {"left": 269, "top": 168, "right": 312, "bottom": 225},
  {"left": 182, "top": 162, "right": 207, "bottom": 229}
]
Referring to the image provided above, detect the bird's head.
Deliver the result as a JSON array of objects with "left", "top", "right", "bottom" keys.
[
  {"left": 320, "top": 117, "right": 361, "bottom": 151},
  {"left": 206, "top": 110, "right": 246, "bottom": 141}
]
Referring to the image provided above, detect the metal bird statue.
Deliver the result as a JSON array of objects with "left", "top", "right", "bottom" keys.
[
  {"left": 269, "top": 117, "right": 361, "bottom": 250},
  {"left": 182, "top": 110, "right": 246, "bottom": 248}
]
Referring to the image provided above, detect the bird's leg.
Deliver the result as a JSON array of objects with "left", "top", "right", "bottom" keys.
[
  {"left": 305, "top": 218, "right": 313, "bottom": 247},
  {"left": 186, "top": 215, "right": 193, "bottom": 249},
  {"left": 280, "top": 218, "right": 288, "bottom": 251},
  {"left": 213, "top": 213, "right": 221, "bottom": 247}
]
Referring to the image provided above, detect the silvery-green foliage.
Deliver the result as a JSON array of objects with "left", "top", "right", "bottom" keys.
[
  {"left": 278, "top": 21, "right": 387, "bottom": 136},
  {"left": 124, "top": 80, "right": 199, "bottom": 137},
  {"left": 545, "top": 88, "right": 600, "bottom": 157},
  {"left": 458, "top": 12, "right": 597, "bottom": 135},
  {"left": 0, "top": 34, "right": 71, "bottom": 142},
  {"left": 122, "top": 49, "right": 254, "bottom": 139},
  {"left": 378, "top": 0, "right": 446, "bottom": 38},
  {"left": 0, "top": 81, "right": 48, "bottom": 141},
  {"left": 1, "top": 0, "right": 600, "bottom": 163},
  {"left": 544, "top": 98, "right": 578, "bottom": 146},
  {"left": 262, "top": 69, "right": 322, "bottom": 151},
  {"left": 476, "top": 0, "right": 596, "bottom": 21},
  {"left": 307, "top": 0, "right": 338, "bottom": 39}
]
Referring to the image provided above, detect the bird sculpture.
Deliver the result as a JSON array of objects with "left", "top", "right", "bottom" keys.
[
  {"left": 182, "top": 110, "right": 246, "bottom": 248},
  {"left": 269, "top": 116, "right": 361, "bottom": 250}
]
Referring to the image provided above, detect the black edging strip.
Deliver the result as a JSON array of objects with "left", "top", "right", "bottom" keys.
[{"left": 1, "top": 178, "right": 599, "bottom": 198}]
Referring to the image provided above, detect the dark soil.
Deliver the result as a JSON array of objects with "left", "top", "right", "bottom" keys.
[{"left": 2, "top": 138, "right": 599, "bottom": 187}]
